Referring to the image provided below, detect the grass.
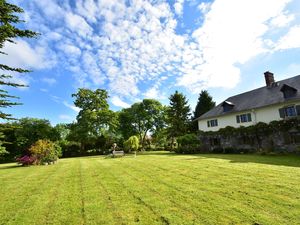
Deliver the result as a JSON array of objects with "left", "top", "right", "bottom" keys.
[{"left": 0, "top": 152, "right": 300, "bottom": 225}]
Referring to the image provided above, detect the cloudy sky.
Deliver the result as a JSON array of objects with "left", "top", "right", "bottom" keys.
[{"left": 2, "top": 0, "right": 300, "bottom": 124}]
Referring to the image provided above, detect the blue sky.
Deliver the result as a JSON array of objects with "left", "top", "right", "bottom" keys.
[{"left": 1, "top": 0, "right": 300, "bottom": 125}]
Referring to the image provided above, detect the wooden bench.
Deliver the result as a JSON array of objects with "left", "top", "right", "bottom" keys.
[{"left": 112, "top": 150, "right": 125, "bottom": 157}]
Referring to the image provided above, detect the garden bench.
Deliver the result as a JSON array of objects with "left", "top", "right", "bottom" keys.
[{"left": 112, "top": 150, "right": 125, "bottom": 157}]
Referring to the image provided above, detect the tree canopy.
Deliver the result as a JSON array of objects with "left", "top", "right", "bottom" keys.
[
  {"left": 119, "top": 99, "right": 165, "bottom": 149},
  {"left": 70, "top": 88, "right": 118, "bottom": 151}
]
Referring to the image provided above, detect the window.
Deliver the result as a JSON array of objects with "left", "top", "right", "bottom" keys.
[
  {"left": 236, "top": 113, "right": 252, "bottom": 123},
  {"left": 285, "top": 106, "right": 296, "bottom": 117},
  {"left": 222, "top": 101, "right": 234, "bottom": 112},
  {"left": 207, "top": 119, "right": 218, "bottom": 127},
  {"left": 280, "top": 84, "right": 297, "bottom": 99},
  {"left": 279, "top": 105, "right": 299, "bottom": 118}
]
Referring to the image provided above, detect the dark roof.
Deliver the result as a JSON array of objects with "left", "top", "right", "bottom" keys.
[{"left": 198, "top": 74, "right": 300, "bottom": 120}]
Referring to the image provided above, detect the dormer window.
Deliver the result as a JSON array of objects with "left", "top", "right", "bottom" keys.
[
  {"left": 222, "top": 101, "right": 234, "bottom": 112},
  {"left": 280, "top": 84, "right": 297, "bottom": 98}
]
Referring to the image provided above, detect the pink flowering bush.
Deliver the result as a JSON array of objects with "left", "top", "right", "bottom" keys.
[{"left": 16, "top": 155, "right": 36, "bottom": 166}]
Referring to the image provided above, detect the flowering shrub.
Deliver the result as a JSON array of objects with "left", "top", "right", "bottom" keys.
[
  {"left": 16, "top": 140, "right": 61, "bottom": 166},
  {"left": 16, "top": 155, "right": 36, "bottom": 166},
  {"left": 29, "top": 139, "right": 60, "bottom": 164}
]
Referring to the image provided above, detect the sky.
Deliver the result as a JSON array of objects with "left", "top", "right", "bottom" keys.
[{"left": 1, "top": 0, "right": 300, "bottom": 125}]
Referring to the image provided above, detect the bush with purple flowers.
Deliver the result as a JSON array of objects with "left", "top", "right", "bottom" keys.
[{"left": 16, "top": 155, "right": 36, "bottom": 166}]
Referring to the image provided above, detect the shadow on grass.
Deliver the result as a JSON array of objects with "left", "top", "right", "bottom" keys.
[
  {"left": 186, "top": 154, "right": 300, "bottom": 168},
  {"left": 0, "top": 164, "right": 22, "bottom": 170},
  {"left": 137, "top": 151, "right": 177, "bottom": 156}
]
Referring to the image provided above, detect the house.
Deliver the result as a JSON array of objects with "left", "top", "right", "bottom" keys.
[{"left": 197, "top": 71, "right": 300, "bottom": 132}]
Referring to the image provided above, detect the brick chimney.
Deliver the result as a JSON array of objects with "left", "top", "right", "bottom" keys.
[{"left": 264, "top": 71, "right": 275, "bottom": 87}]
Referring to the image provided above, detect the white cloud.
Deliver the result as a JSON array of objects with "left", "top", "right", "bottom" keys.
[
  {"left": 42, "top": 78, "right": 56, "bottom": 85},
  {"left": 275, "top": 25, "right": 300, "bottom": 50},
  {"left": 65, "top": 12, "right": 93, "bottom": 37},
  {"left": 40, "top": 88, "right": 48, "bottom": 92},
  {"left": 180, "top": 0, "right": 295, "bottom": 92},
  {"left": 174, "top": 0, "right": 184, "bottom": 16},
  {"left": 111, "top": 96, "right": 130, "bottom": 108},
  {"left": 59, "top": 44, "right": 81, "bottom": 56},
  {"left": 270, "top": 12, "right": 295, "bottom": 27},
  {"left": 197, "top": 2, "right": 211, "bottom": 14},
  {"left": 144, "top": 86, "right": 160, "bottom": 99},
  {"left": 0, "top": 40, "right": 55, "bottom": 70},
  {"left": 59, "top": 114, "right": 75, "bottom": 121},
  {"left": 14, "top": 0, "right": 299, "bottom": 98},
  {"left": 63, "top": 101, "right": 80, "bottom": 113}
]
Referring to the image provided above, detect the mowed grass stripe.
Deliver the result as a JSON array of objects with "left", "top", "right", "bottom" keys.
[
  {"left": 0, "top": 163, "right": 66, "bottom": 224},
  {"left": 78, "top": 157, "right": 124, "bottom": 225},
  {"left": 94, "top": 158, "right": 167, "bottom": 224},
  {"left": 105, "top": 157, "right": 252, "bottom": 224},
  {"left": 114, "top": 158, "right": 252, "bottom": 224},
  {"left": 99, "top": 158, "right": 212, "bottom": 224},
  {"left": 141, "top": 154, "right": 300, "bottom": 223}
]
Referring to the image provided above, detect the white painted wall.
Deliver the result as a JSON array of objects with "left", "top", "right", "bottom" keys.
[{"left": 198, "top": 100, "right": 300, "bottom": 132}]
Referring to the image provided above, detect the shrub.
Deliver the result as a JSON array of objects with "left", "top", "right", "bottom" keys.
[
  {"left": 16, "top": 155, "right": 36, "bottom": 166},
  {"left": 175, "top": 145, "right": 204, "bottom": 154},
  {"left": 177, "top": 134, "right": 199, "bottom": 146},
  {"left": 175, "top": 134, "right": 203, "bottom": 154},
  {"left": 59, "top": 140, "right": 81, "bottom": 157},
  {"left": 211, "top": 147, "right": 223, "bottom": 153},
  {"left": 27, "top": 139, "right": 60, "bottom": 164},
  {"left": 123, "top": 136, "right": 139, "bottom": 152}
]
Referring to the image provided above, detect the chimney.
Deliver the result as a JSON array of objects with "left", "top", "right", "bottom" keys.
[{"left": 264, "top": 71, "right": 275, "bottom": 87}]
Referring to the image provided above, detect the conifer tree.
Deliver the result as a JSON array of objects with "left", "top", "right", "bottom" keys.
[
  {"left": 167, "top": 91, "right": 191, "bottom": 138},
  {"left": 191, "top": 90, "right": 215, "bottom": 131},
  {"left": 193, "top": 90, "right": 215, "bottom": 119},
  {"left": 0, "top": 0, "right": 38, "bottom": 120}
]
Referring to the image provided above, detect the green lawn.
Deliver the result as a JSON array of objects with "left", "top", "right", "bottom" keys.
[{"left": 0, "top": 152, "right": 300, "bottom": 225}]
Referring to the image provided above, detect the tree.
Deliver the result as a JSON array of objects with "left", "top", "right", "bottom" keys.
[
  {"left": 53, "top": 123, "right": 70, "bottom": 140},
  {"left": 167, "top": 91, "right": 191, "bottom": 139},
  {"left": 0, "top": 0, "right": 38, "bottom": 121},
  {"left": 3, "top": 118, "right": 58, "bottom": 156},
  {"left": 193, "top": 90, "right": 215, "bottom": 119},
  {"left": 119, "top": 99, "right": 165, "bottom": 149},
  {"left": 70, "top": 88, "right": 118, "bottom": 151},
  {"left": 192, "top": 90, "right": 215, "bottom": 131},
  {"left": 0, "top": 1, "right": 38, "bottom": 155},
  {"left": 123, "top": 135, "right": 139, "bottom": 152}
]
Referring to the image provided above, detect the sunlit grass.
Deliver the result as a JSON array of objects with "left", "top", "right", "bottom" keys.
[{"left": 0, "top": 152, "right": 299, "bottom": 225}]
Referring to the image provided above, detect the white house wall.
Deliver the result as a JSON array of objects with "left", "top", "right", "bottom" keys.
[{"left": 198, "top": 100, "right": 300, "bottom": 132}]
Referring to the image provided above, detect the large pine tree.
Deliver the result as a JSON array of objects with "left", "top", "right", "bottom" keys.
[
  {"left": 167, "top": 91, "right": 191, "bottom": 138},
  {"left": 193, "top": 90, "right": 215, "bottom": 119},
  {"left": 191, "top": 90, "right": 215, "bottom": 132},
  {"left": 0, "top": 0, "right": 38, "bottom": 120}
]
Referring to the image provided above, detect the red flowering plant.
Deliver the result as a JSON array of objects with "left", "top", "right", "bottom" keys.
[{"left": 16, "top": 155, "right": 36, "bottom": 166}]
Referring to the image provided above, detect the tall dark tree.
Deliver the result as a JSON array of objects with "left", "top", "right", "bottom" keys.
[
  {"left": 194, "top": 90, "right": 215, "bottom": 119},
  {"left": 167, "top": 91, "right": 191, "bottom": 140},
  {"left": 0, "top": 0, "right": 38, "bottom": 120},
  {"left": 191, "top": 90, "right": 215, "bottom": 131}
]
